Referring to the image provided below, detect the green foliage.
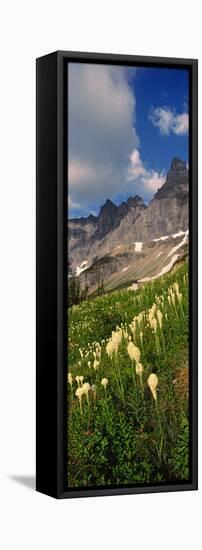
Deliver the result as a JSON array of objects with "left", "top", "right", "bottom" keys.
[
  {"left": 67, "top": 260, "right": 190, "bottom": 487},
  {"left": 169, "top": 416, "right": 189, "bottom": 480}
]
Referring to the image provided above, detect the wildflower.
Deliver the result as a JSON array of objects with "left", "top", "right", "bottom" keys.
[
  {"left": 114, "top": 329, "right": 122, "bottom": 345},
  {"left": 127, "top": 341, "right": 141, "bottom": 363},
  {"left": 95, "top": 346, "right": 101, "bottom": 359},
  {"left": 75, "top": 387, "right": 84, "bottom": 415},
  {"left": 93, "top": 359, "right": 99, "bottom": 371},
  {"left": 140, "top": 331, "right": 143, "bottom": 345},
  {"left": 101, "top": 378, "right": 108, "bottom": 390},
  {"left": 148, "top": 373, "right": 158, "bottom": 401},
  {"left": 106, "top": 340, "right": 117, "bottom": 358},
  {"left": 87, "top": 361, "right": 91, "bottom": 369},
  {"left": 79, "top": 375, "right": 84, "bottom": 386},
  {"left": 177, "top": 292, "right": 182, "bottom": 302},
  {"left": 150, "top": 317, "right": 157, "bottom": 333},
  {"left": 82, "top": 382, "right": 91, "bottom": 404},
  {"left": 157, "top": 309, "right": 163, "bottom": 329},
  {"left": 135, "top": 362, "right": 144, "bottom": 376},
  {"left": 68, "top": 372, "right": 73, "bottom": 387},
  {"left": 173, "top": 282, "right": 179, "bottom": 294}
]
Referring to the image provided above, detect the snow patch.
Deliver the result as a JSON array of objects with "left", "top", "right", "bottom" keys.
[
  {"left": 139, "top": 254, "right": 179, "bottom": 282},
  {"left": 134, "top": 242, "right": 142, "bottom": 252},
  {"left": 80, "top": 260, "right": 88, "bottom": 268},
  {"left": 76, "top": 262, "right": 89, "bottom": 276},
  {"left": 172, "top": 229, "right": 189, "bottom": 239},
  {"left": 153, "top": 235, "right": 169, "bottom": 242},
  {"left": 122, "top": 266, "right": 129, "bottom": 272},
  {"left": 153, "top": 229, "right": 188, "bottom": 243},
  {"left": 167, "top": 233, "right": 188, "bottom": 257}
]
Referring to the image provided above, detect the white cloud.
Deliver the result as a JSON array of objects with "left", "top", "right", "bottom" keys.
[
  {"left": 149, "top": 107, "right": 189, "bottom": 136},
  {"left": 128, "top": 149, "right": 165, "bottom": 193},
  {"left": 68, "top": 63, "right": 139, "bottom": 211},
  {"left": 68, "top": 64, "right": 166, "bottom": 215},
  {"left": 68, "top": 196, "right": 82, "bottom": 211}
]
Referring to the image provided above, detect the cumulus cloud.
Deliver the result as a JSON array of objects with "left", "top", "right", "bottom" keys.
[
  {"left": 128, "top": 149, "right": 165, "bottom": 194},
  {"left": 149, "top": 106, "right": 189, "bottom": 136},
  {"left": 68, "top": 64, "right": 165, "bottom": 215},
  {"left": 68, "top": 63, "right": 139, "bottom": 211}
]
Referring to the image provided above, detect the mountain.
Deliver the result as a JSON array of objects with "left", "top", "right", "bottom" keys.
[
  {"left": 68, "top": 194, "right": 146, "bottom": 274},
  {"left": 68, "top": 158, "right": 189, "bottom": 292},
  {"left": 128, "top": 158, "right": 188, "bottom": 242}
]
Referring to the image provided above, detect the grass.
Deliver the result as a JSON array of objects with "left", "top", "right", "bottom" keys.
[{"left": 67, "top": 259, "right": 189, "bottom": 488}]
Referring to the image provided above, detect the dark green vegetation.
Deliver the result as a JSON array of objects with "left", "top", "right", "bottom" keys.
[{"left": 67, "top": 260, "right": 189, "bottom": 488}]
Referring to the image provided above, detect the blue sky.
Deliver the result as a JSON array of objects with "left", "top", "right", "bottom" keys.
[{"left": 68, "top": 63, "right": 189, "bottom": 217}]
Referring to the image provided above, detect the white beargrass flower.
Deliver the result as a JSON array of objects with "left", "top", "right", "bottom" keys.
[
  {"left": 101, "top": 378, "right": 108, "bottom": 390},
  {"left": 79, "top": 375, "right": 84, "bottom": 386},
  {"left": 75, "top": 386, "right": 84, "bottom": 414},
  {"left": 150, "top": 317, "right": 157, "bottom": 333},
  {"left": 93, "top": 359, "right": 99, "bottom": 371},
  {"left": 157, "top": 309, "right": 163, "bottom": 329},
  {"left": 177, "top": 291, "right": 182, "bottom": 302},
  {"left": 127, "top": 341, "right": 141, "bottom": 363},
  {"left": 106, "top": 340, "right": 116, "bottom": 358},
  {"left": 135, "top": 362, "right": 144, "bottom": 376},
  {"left": 75, "top": 387, "right": 83, "bottom": 398},
  {"left": 148, "top": 373, "right": 158, "bottom": 401},
  {"left": 68, "top": 372, "right": 73, "bottom": 387},
  {"left": 87, "top": 361, "right": 91, "bottom": 369},
  {"left": 82, "top": 382, "right": 91, "bottom": 393},
  {"left": 173, "top": 282, "right": 179, "bottom": 294},
  {"left": 82, "top": 382, "right": 91, "bottom": 404}
]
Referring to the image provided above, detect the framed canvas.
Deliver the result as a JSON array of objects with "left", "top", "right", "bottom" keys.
[{"left": 36, "top": 51, "right": 198, "bottom": 499}]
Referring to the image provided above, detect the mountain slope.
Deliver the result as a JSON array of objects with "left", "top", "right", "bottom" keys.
[{"left": 68, "top": 158, "right": 189, "bottom": 292}]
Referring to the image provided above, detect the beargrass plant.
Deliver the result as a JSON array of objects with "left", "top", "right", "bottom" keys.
[{"left": 67, "top": 260, "right": 189, "bottom": 487}]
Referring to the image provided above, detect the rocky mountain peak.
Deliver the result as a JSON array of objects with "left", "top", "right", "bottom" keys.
[
  {"left": 153, "top": 158, "right": 188, "bottom": 201},
  {"left": 127, "top": 195, "right": 145, "bottom": 208},
  {"left": 96, "top": 199, "right": 118, "bottom": 237},
  {"left": 170, "top": 158, "right": 187, "bottom": 172},
  {"left": 98, "top": 199, "right": 117, "bottom": 220}
]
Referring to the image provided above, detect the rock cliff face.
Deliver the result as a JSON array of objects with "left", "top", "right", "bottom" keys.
[
  {"left": 129, "top": 158, "right": 188, "bottom": 242},
  {"left": 68, "top": 158, "right": 189, "bottom": 288},
  {"left": 68, "top": 195, "right": 146, "bottom": 274}
]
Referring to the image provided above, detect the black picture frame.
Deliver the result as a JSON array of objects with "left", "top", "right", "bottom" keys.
[{"left": 36, "top": 50, "right": 198, "bottom": 499}]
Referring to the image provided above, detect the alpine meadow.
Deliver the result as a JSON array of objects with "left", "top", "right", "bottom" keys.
[{"left": 67, "top": 62, "right": 190, "bottom": 489}]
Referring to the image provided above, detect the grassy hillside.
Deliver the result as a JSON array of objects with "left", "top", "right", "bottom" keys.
[{"left": 67, "top": 259, "right": 189, "bottom": 488}]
